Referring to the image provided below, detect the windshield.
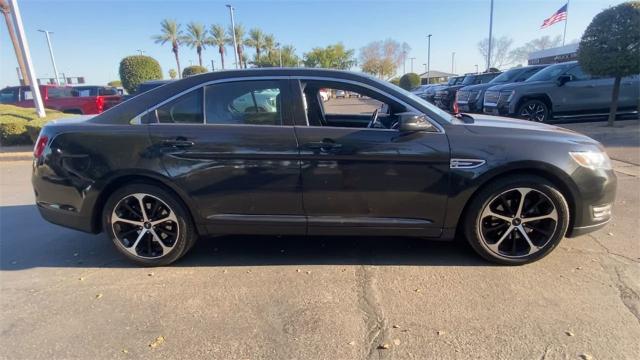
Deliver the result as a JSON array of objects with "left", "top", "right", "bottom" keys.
[
  {"left": 461, "top": 75, "right": 477, "bottom": 85},
  {"left": 447, "top": 77, "right": 459, "bottom": 85},
  {"left": 490, "top": 68, "right": 521, "bottom": 83},
  {"left": 526, "top": 63, "right": 575, "bottom": 82}
]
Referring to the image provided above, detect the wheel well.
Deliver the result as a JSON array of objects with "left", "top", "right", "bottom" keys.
[
  {"left": 92, "top": 175, "right": 198, "bottom": 234},
  {"left": 455, "top": 168, "right": 576, "bottom": 239},
  {"left": 516, "top": 95, "right": 553, "bottom": 113}
]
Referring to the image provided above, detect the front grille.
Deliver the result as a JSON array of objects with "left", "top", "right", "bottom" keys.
[
  {"left": 457, "top": 90, "right": 470, "bottom": 102},
  {"left": 484, "top": 90, "right": 499, "bottom": 104}
]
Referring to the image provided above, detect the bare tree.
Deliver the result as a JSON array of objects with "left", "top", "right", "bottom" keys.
[
  {"left": 359, "top": 39, "right": 405, "bottom": 79},
  {"left": 477, "top": 36, "right": 514, "bottom": 70},
  {"left": 510, "top": 35, "right": 563, "bottom": 65}
]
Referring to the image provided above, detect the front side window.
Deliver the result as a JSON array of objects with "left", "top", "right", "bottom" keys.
[
  {"left": 564, "top": 65, "right": 591, "bottom": 81},
  {"left": 156, "top": 88, "right": 204, "bottom": 124},
  {"left": 205, "top": 81, "right": 282, "bottom": 126}
]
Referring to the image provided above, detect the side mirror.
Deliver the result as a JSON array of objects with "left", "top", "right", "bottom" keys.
[
  {"left": 556, "top": 75, "right": 572, "bottom": 86},
  {"left": 398, "top": 112, "right": 435, "bottom": 132}
]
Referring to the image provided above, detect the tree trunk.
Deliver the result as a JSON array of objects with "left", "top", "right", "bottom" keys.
[
  {"left": 237, "top": 46, "right": 244, "bottom": 69},
  {"left": 607, "top": 76, "right": 621, "bottom": 127},
  {"left": 256, "top": 48, "right": 261, "bottom": 61},
  {"left": 197, "top": 46, "right": 203, "bottom": 67},
  {"left": 174, "top": 49, "right": 181, "bottom": 79},
  {"left": 1, "top": 1, "right": 29, "bottom": 85},
  {"left": 219, "top": 47, "right": 225, "bottom": 69}
]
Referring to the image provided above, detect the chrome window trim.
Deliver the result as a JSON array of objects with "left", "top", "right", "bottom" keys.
[{"left": 292, "top": 76, "right": 445, "bottom": 134}]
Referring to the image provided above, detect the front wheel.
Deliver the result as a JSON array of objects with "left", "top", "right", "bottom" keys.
[
  {"left": 103, "top": 183, "right": 197, "bottom": 266},
  {"left": 463, "top": 176, "right": 570, "bottom": 265},
  {"left": 518, "top": 100, "right": 549, "bottom": 122}
]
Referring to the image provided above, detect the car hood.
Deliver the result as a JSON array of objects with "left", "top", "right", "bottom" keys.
[
  {"left": 488, "top": 80, "right": 551, "bottom": 92},
  {"left": 461, "top": 82, "right": 499, "bottom": 92},
  {"left": 460, "top": 114, "right": 598, "bottom": 145}
]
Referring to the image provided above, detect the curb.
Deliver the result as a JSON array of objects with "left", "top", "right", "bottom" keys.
[{"left": 0, "top": 152, "right": 32, "bottom": 162}]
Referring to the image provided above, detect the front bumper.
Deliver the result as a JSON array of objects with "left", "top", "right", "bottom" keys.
[
  {"left": 566, "top": 168, "right": 617, "bottom": 238},
  {"left": 483, "top": 103, "right": 512, "bottom": 116}
]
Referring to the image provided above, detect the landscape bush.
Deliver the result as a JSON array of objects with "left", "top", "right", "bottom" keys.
[
  {"left": 0, "top": 105, "right": 69, "bottom": 146},
  {"left": 182, "top": 65, "right": 207, "bottom": 78},
  {"left": 119, "top": 55, "right": 163, "bottom": 94},
  {"left": 399, "top": 73, "right": 421, "bottom": 90}
]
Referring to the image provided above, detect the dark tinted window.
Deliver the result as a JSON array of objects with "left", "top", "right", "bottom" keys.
[
  {"left": 526, "top": 62, "right": 575, "bottom": 82},
  {"left": 47, "top": 87, "right": 74, "bottom": 98},
  {"left": 490, "top": 68, "right": 522, "bottom": 83},
  {"left": 0, "top": 87, "right": 19, "bottom": 103},
  {"left": 156, "top": 88, "right": 203, "bottom": 124},
  {"left": 461, "top": 75, "right": 477, "bottom": 85},
  {"left": 204, "top": 81, "right": 282, "bottom": 126},
  {"left": 515, "top": 67, "right": 544, "bottom": 82},
  {"left": 564, "top": 65, "right": 591, "bottom": 81},
  {"left": 477, "top": 73, "right": 499, "bottom": 83}
]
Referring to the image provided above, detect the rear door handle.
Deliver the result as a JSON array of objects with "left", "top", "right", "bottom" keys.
[{"left": 161, "top": 139, "right": 194, "bottom": 148}]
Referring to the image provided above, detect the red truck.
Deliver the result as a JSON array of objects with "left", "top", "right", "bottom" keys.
[{"left": 0, "top": 85, "right": 122, "bottom": 114}]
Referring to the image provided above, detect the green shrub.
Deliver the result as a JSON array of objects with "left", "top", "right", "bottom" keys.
[
  {"left": 389, "top": 77, "right": 401, "bottom": 86},
  {"left": 182, "top": 65, "right": 207, "bottom": 78},
  {"left": 0, "top": 105, "right": 69, "bottom": 145},
  {"left": 399, "top": 73, "right": 421, "bottom": 90},
  {"left": 0, "top": 117, "right": 29, "bottom": 146},
  {"left": 119, "top": 55, "right": 163, "bottom": 94}
]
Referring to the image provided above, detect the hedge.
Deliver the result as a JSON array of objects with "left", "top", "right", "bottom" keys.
[
  {"left": 399, "top": 73, "right": 421, "bottom": 90},
  {"left": 119, "top": 55, "right": 163, "bottom": 94},
  {"left": 182, "top": 65, "right": 207, "bottom": 78},
  {"left": 0, "top": 105, "right": 70, "bottom": 146}
]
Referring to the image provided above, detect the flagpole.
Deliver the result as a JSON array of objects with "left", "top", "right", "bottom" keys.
[{"left": 562, "top": 0, "right": 569, "bottom": 45}]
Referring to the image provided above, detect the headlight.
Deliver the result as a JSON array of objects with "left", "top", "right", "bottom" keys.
[
  {"left": 569, "top": 151, "right": 612, "bottom": 170},
  {"left": 499, "top": 90, "right": 515, "bottom": 103}
]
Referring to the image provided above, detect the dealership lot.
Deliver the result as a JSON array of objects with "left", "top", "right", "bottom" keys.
[{"left": 1, "top": 117, "right": 639, "bottom": 359}]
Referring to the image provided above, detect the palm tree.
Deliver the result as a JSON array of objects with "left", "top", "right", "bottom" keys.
[
  {"left": 264, "top": 34, "right": 276, "bottom": 58},
  {"left": 153, "top": 19, "right": 183, "bottom": 78},
  {"left": 227, "top": 24, "right": 246, "bottom": 68},
  {"left": 182, "top": 22, "right": 207, "bottom": 67},
  {"left": 209, "top": 24, "right": 228, "bottom": 70},
  {"left": 245, "top": 28, "right": 266, "bottom": 61}
]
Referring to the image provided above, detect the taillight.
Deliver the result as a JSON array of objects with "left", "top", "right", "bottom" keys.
[
  {"left": 96, "top": 96, "right": 105, "bottom": 113},
  {"left": 33, "top": 134, "right": 49, "bottom": 158},
  {"left": 453, "top": 92, "right": 459, "bottom": 114}
]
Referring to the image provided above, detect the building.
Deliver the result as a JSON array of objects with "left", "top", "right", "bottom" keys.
[
  {"left": 528, "top": 43, "right": 578, "bottom": 65},
  {"left": 419, "top": 70, "right": 457, "bottom": 85}
]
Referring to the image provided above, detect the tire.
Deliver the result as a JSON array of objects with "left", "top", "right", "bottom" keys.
[
  {"left": 102, "top": 183, "right": 197, "bottom": 266},
  {"left": 463, "top": 175, "right": 569, "bottom": 265},
  {"left": 518, "top": 100, "right": 549, "bottom": 122}
]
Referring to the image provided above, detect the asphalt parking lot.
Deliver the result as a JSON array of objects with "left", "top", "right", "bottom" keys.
[{"left": 1, "top": 115, "right": 639, "bottom": 359}]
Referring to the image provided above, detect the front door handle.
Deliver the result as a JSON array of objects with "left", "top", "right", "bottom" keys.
[{"left": 161, "top": 139, "right": 195, "bottom": 148}]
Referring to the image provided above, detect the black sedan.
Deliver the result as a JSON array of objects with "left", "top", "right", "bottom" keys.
[{"left": 32, "top": 68, "right": 616, "bottom": 266}]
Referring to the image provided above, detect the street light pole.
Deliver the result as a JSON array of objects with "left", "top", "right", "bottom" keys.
[
  {"left": 38, "top": 29, "right": 60, "bottom": 85},
  {"left": 226, "top": 4, "right": 239, "bottom": 69},
  {"left": 451, "top": 52, "right": 455, "bottom": 74},
  {"left": 402, "top": 50, "right": 407, "bottom": 74},
  {"left": 474, "top": 64, "right": 479, "bottom": 74},
  {"left": 10, "top": 0, "right": 45, "bottom": 117},
  {"left": 136, "top": 49, "right": 144, "bottom": 55},
  {"left": 426, "top": 34, "right": 432, "bottom": 84},
  {"left": 487, "top": 0, "right": 494, "bottom": 71},
  {"left": 422, "top": 63, "right": 427, "bottom": 73},
  {"left": 409, "top": 57, "right": 415, "bottom": 73}
]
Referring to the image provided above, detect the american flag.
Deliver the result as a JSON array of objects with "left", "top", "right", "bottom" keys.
[{"left": 541, "top": 4, "right": 568, "bottom": 29}]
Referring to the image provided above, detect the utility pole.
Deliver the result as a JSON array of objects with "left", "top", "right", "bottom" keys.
[
  {"left": 487, "top": 0, "right": 494, "bottom": 71},
  {"left": 475, "top": 64, "right": 479, "bottom": 74},
  {"left": 226, "top": 4, "right": 239, "bottom": 69},
  {"left": 1, "top": 0, "right": 29, "bottom": 85},
  {"left": 38, "top": 29, "right": 60, "bottom": 85},
  {"left": 409, "top": 57, "right": 416, "bottom": 73},
  {"left": 402, "top": 50, "right": 407, "bottom": 74},
  {"left": 423, "top": 63, "right": 427, "bottom": 73},
  {"left": 211, "top": 59, "right": 215, "bottom": 71},
  {"left": 451, "top": 52, "right": 455, "bottom": 74},
  {"left": 426, "top": 34, "right": 432, "bottom": 84},
  {"left": 9, "top": 0, "right": 45, "bottom": 117}
]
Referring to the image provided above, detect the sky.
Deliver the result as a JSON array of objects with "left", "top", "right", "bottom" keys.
[{"left": 0, "top": 0, "right": 629, "bottom": 87}]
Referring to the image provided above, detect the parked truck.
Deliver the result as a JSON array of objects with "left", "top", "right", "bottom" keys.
[{"left": 0, "top": 85, "right": 122, "bottom": 114}]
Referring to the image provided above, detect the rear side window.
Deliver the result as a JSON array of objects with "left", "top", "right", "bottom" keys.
[
  {"left": 48, "top": 87, "right": 74, "bottom": 98},
  {"left": 155, "top": 88, "right": 204, "bottom": 124},
  {"left": 0, "top": 88, "right": 18, "bottom": 103},
  {"left": 204, "top": 81, "right": 283, "bottom": 126}
]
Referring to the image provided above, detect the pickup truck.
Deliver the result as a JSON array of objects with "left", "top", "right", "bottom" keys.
[{"left": 0, "top": 85, "right": 122, "bottom": 114}]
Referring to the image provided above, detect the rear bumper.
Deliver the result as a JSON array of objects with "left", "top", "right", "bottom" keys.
[{"left": 36, "top": 202, "right": 96, "bottom": 233}]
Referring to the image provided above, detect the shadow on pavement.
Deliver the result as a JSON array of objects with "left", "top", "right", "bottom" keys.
[{"left": 0, "top": 204, "right": 488, "bottom": 270}]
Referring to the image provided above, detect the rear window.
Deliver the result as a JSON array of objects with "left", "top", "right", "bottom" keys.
[{"left": 47, "top": 87, "right": 74, "bottom": 98}]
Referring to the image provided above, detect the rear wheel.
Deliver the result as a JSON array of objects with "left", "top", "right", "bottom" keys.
[
  {"left": 463, "top": 176, "right": 569, "bottom": 265},
  {"left": 518, "top": 100, "right": 549, "bottom": 122},
  {"left": 103, "top": 183, "right": 197, "bottom": 266}
]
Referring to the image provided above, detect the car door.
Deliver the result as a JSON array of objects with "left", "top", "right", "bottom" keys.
[
  {"left": 146, "top": 78, "right": 305, "bottom": 235},
  {"left": 291, "top": 79, "right": 450, "bottom": 237},
  {"left": 618, "top": 75, "right": 640, "bottom": 111},
  {"left": 555, "top": 65, "right": 602, "bottom": 114}
]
